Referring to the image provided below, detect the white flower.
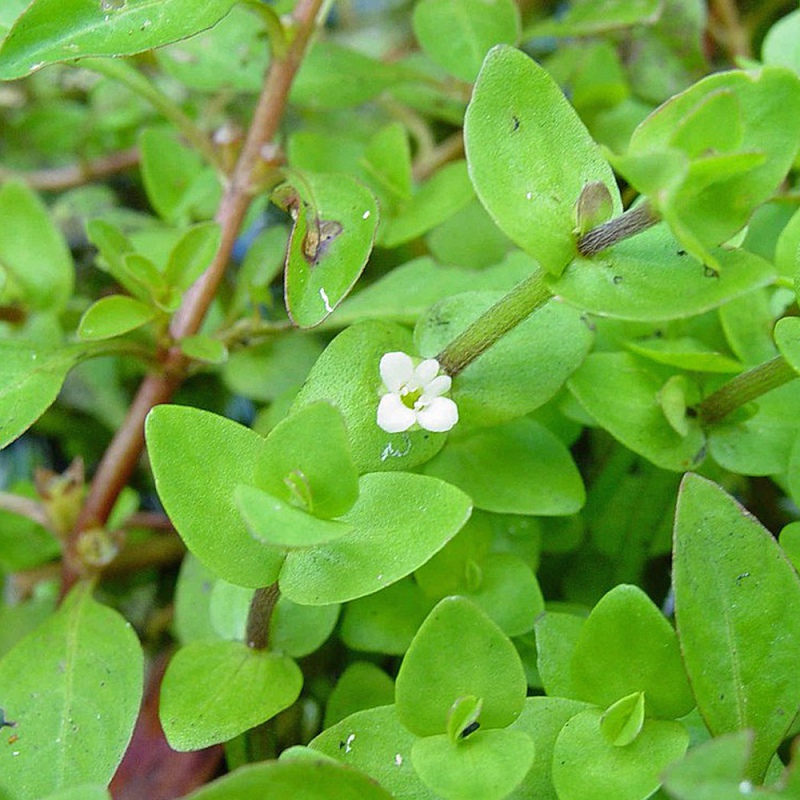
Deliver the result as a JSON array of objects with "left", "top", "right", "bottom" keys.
[{"left": 376, "top": 351, "right": 459, "bottom": 434}]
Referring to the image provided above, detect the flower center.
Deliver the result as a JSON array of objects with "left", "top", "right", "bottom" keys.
[{"left": 400, "top": 386, "right": 423, "bottom": 409}]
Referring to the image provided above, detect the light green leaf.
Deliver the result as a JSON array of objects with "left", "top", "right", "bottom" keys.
[
  {"left": 379, "top": 161, "right": 474, "bottom": 248},
  {"left": 145, "top": 405, "right": 285, "bottom": 588},
  {"left": 549, "top": 224, "right": 776, "bottom": 321},
  {"left": 464, "top": 45, "right": 621, "bottom": 275},
  {"left": 323, "top": 663, "right": 395, "bottom": 728},
  {"left": 279, "top": 472, "right": 471, "bottom": 604},
  {"left": 0, "top": 181, "right": 73, "bottom": 311},
  {"left": 77, "top": 295, "right": 156, "bottom": 341},
  {"left": 0, "top": 342, "right": 84, "bottom": 451},
  {"left": 309, "top": 705, "right": 432, "bottom": 799},
  {"left": 600, "top": 692, "right": 646, "bottom": 747},
  {"left": 183, "top": 756, "right": 394, "bottom": 800},
  {"left": 567, "top": 352, "right": 706, "bottom": 471},
  {"left": 423, "top": 419, "right": 585, "bottom": 515},
  {"left": 552, "top": 709, "right": 688, "bottom": 800},
  {"left": 411, "top": 729, "right": 535, "bottom": 800},
  {"left": 673, "top": 474, "right": 800, "bottom": 781},
  {"left": 0, "top": 0, "right": 237, "bottom": 80},
  {"left": 774, "top": 317, "right": 800, "bottom": 376},
  {"left": 179, "top": 335, "right": 228, "bottom": 364},
  {"left": 763, "top": 9, "right": 800, "bottom": 73},
  {"left": 395, "top": 596, "right": 527, "bottom": 737},
  {"left": 160, "top": 640, "right": 302, "bottom": 751},
  {"left": 413, "top": 0, "right": 520, "bottom": 82},
  {"left": 0, "top": 583, "right": 142, "bottom": 800},
  {"left": 164, "top": 221, "right": 221, "bottom": 290},
  {"left": 282, "top": 173, "right": 378, "bottom": 328},
  {"left": 534, "top": 611, "right": 585, "bottom": 699},
  {"left": 571, "top": 584, "right": 695, "bottom": 719},
  {"left": 525, "top": 0, "right": 662, "bottom": 38},
  {"left": 236, "top": 485, "right": 353, "bottom": 549}
]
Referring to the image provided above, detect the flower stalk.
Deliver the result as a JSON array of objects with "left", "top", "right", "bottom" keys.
[
  {"left": 436, "top": 268, "right": 553, "bottom": 377},
  {"left": 694, "top": 355, "right": 798, "bottom": 425}
]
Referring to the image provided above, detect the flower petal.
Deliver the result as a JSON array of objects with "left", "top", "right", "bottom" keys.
[
  {"left": 424, "top": 374, "right": 451, "bottom": 397},
  {"left": 414, "top": 358, "right": 441, "bottom": 386},
  {"left": 416, "top": 396, "right": 459, "bottom": 433},
  {"left": 380, "top": 352, "right": 414, "bottom": 393},
  {"left": 377, "top": 393, "right": 416, "bottom": 433}
]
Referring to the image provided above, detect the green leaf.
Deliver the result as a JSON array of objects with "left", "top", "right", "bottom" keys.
[
  {"left": 423, "top": 418, "right": 585, "bottom": 515},
  {"left": 77, "top": 295, "right": 156, "bottom": 341},
  {"left": 359, "top": 123, "right": 412, "bottom": 215},
  {"left": 328, "top": 254, "right": 531, "bottom": 329},
  {"left": 568, "top": 352, "right": 706, "bottom": 471},
  {"left": 282, "top": 173, "right": 378, "bottom": 328},
  {"left": 271, "top": 594, "right": 340, "bottom": 664},
  {"left": 549, "top": 224, "right": 776, "bottom": 321},
  {"left": 780, "top": 521, "right": 800, "bottom": 574},
  {"left": 340, "top": 578, "right": 435, "bottom": 655},
  {"left": 139, "top": 127, "right": 207, "bottom": 223},
  {"left": 145, "top": 405, "right": 285, "bottom": 588},
  {"left": 160, "top": 640, "right": 302, "bottom": 751},
  {"left": 155, "top": 4, "right": 269, "bottom": 93},
  {"left": 173, "top": 554, "right": 217, "bottom": 644},
  {"left": 164, "top": 221, "right": 221, "bottom": 290},
  {"left": 627, "top": 337, "right": 742, "bottom": 373},
  {"left": 323, "top": 663, "right": 395, "bottom": 728},
  {"left": 0, "top": 181, "right": 73, "bottom": 311},
  {"left": 535, "top": 611, "right": 585, "bottom": 698},
  {"left": 395, "top": 596, "right": 527, "bottom": 737},
  {"left": 0, "top": 342, "right": 84, "bottom": 451},
  {"left": 235, "top": 485, "right": 353, "bottom": 549},
  {"left": 662, "top": 730, "right": 753, "bottom": 800},
  {"left": 411, "top": 729, "right": 535, "bottom": 800},
  {"left": 0, "top": 583, "right": 143, "bottom": 800},
  {"left": 279, "top": 472, "right": 471, "bottom": 604},
  {"left": 673, "top": 474, "right": 800, "bottom": 781},
  {"left": 447, "top": 695, "right": 483, "bottom": 742},
  {"left": 291, "top": 320, "right": 448, "bottom": 473},
  {"left": 570, "top": 584, "right": 694, "bottom": 719},
  {"left": 763, "top": 8, "right": 800, "bottom": 73},
  {"left": 256, "top": 401, "right": 359, "bottom": 520},
  {"left": 464, "top": 45, "right": 621, "bottom": 275},
  {"left": 309, "top": 705, "right": 431, "bottom": 799},
  {"left": 183, "top": 758, "right": 394, "bottom": 800},
  {"left": 552, "top": 709, "right": 688, "bottom": 800},
  {"left": 378, "top": 161, "right": 474, "bottom": 248},
  {"left": 414, "top": 290, "right": 594, "bottom": 428},
  {"left": 291, "top": 42, "right": 417, "bottom": 109},
  {"left": 509, "top": 696, "right": 593, "bottom": 799},
  {"left": 179, "top": 335, "right": 228, "bottom": 364},
  {"left": 0, "top": 0, "right": 237, "bottom": 80},
  {"left": 39, "top": 786, "right": 111, "bottom": 800},
  {"left": 412, "top": 0, "right": 520, "bottom": 82},
  {"left": 601, "top": 692, "right": 646, "bottom": 747},
  {"left": 775, "top": 317, "right": 800, "bottom": 376},
  {"left": 525, "top": 0, "right": 661, "bottom": 38}
]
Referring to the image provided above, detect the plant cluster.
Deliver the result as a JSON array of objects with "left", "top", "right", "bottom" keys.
[{"left": 1, "top": 1, "right": 800, "bottom": 799}]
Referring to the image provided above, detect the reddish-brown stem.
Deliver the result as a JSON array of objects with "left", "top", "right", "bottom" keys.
[
  {"left": 0, "top": 147, "right": 140, "bottom": 191},
  {"left": 61, "top": 0, "right": 324, "bottom": 596}
]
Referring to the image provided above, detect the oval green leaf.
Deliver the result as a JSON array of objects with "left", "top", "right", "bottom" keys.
[
  {"left": 673, "top": 473, "right": 800, "bottom": 781},
  {"left": 0, "top": 0, "right": 238, "bottom": 80},
  {"left": 160, "top": 640, "right": 302, "bottom": 751},
  {"left": 0, "top": 583, "right": 143, "bottom": 800},
  {"left": 78, "top": 295, "right": 156, "bottom": 341},
  {"left": 395, "top": 596, "right": 527, "bottom": 737},
  {"left": 279, "top": 472, "right": 471, "bottom": 604},
  {"left": 283, "top": 173, "right": 378, "bottom": 328},
  {"left": 145, "top": 405, "right": 285, "bottom": 588},
  {"left": 464, "top": 45, "right": 621, "bottom": 275}
]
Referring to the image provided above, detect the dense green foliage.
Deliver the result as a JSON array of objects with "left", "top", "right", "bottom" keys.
[{"left": 1, "top": 1, "right": 800, "bottom": 798}]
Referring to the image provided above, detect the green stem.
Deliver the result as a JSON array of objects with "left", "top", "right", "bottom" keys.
[
  {"left": 576, "top": 201, "right": 661, "bottom": 257},
  {"left": 694, "top": 355, "right": 798, "bottom": 426},
  {"left": 81, "top": 58, "right": 223, "bottom": 171},
  {"left": 437, "top": 268, "right": 553, "bottom": 377},
  {"left": 245, "top": 583, "right": 281, "bottom": 650}
]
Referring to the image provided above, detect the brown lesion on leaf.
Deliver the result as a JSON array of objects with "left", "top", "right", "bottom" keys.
[{"left": 273, "top": 184, "right": 343, "bottom": 266}]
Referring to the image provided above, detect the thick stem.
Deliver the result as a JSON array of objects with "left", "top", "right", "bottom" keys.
[
  {"left": 576, "top": 201, "right": 660, "bottom": 257},
  {"left": 695, "top": 356, "right": 798, "bottom": 426},
  {"left": 61, "top": 0, "right": 325, "bottom": 598},
  {"left": 437, "top": 268, "right": 553, "bottom": 377},
  {"left": 245, "top": 583, "right": 281, "bottom": 650}
]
